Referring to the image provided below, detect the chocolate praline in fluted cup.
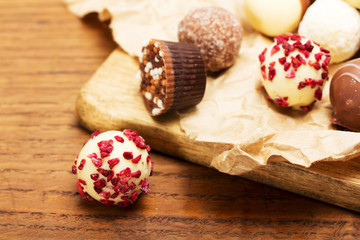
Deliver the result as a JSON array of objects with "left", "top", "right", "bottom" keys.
[
  {"left": 138, "top": 39, "right": 206, "bottom": 116},
  {"left": 330, "top": 58, "right": 360, "bottom": 131}
]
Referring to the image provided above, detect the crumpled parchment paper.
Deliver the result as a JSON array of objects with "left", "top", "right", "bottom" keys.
[{"left": 64, "top": 0, "right": 360, "bottom": 175}]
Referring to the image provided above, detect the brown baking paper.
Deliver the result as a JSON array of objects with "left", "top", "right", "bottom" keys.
[{"left": 64, "top": 0, "right": 360, "bottom": 175}]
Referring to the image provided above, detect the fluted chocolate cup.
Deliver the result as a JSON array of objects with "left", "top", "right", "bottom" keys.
[{"left": 138, "top": 39, "right": 206, "bottom": 116}]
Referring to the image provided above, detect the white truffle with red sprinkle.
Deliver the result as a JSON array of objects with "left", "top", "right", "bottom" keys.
[
  {"left": 259, "top": 33, "right": 331, "bottom": 110},
  {"left": 72, "top": 129, "right": 153, "bottom": 207}
]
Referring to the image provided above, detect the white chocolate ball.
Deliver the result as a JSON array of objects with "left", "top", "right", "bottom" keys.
[
  {"left": 259, "top": 34, "right": 331, "bottom": 110},
  {"left": 298, "top": 0, "right": 360, "bottom": 63},
  {"left": 72, "top": 130, "right": 153, "bottom": 207},
  {"left": 244, "top": 0, "right": 310, "bottom": 37},
  {"left": 344, "top": 0, "right": 360, "bottom": 9}
]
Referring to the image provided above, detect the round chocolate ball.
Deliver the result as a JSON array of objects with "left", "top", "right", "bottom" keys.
[
  {"left": 72, "top": 130, "right": 153, "bottom": 207},
  {"left": 259, "top": 33, "right": 331, "bottom": 110},
  {"left": 330, "top": 58, "right": 360, "bottom": 131},
  {"left": 178, "top": 6, "right": 243, "bottom": 72},
  {"left": 244, "top": 0, "right": 310, "bottom": 37}
]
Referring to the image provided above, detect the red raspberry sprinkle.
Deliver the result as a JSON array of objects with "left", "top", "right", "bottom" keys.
[
  {"left": 78, "top": 159, "right": 86, "bottom": 170},
  {"left": 304, "top": 40, "right": 314, "bottom": 52},
  {"left": 273, "top": 96, "right": 289, "bottom": 107},
  {"left": 99, "top": 191, "right": 110, "bottom": 200},
  {"left": 78, "top": 179, "right": 87, "bottom": 185},
  {"left": 320, "top": 47, "right": 330, "bottom": 53},
  {"left": 314, "top": 52, "right": 323, "bottom": 61},
  {"left": 111, "top": 177, "right": 120, "bottom": 186},
  {"left": 140, "top": 178, "right": 150, "bottom": 193},
  {"left": 76, "top": 181, "right": 85, "bottom": 196},
  {"left": 274, "top": 35, "right": 289, "bottom": 45},
  {"left": 90, "top": 173, "right": 99, "bottom": 181},
  {"left": 114, "top": 135, "right": 124, "bottom": 143},
  {"left": 97, "top": 140, "right": 114, "bottom": 158},
  {"left": 268, "top": 66, "right": 276, "bottom": 81},
  {"left": 278, "top": 57, "right": 286, "bottom": 65},
  {"left": 123, "top": 151, "right": 133, "bottom": 160},
  {"left": 284, "top": 62, "right": 291, "bottom": 71},
  {"left": 290, "top": 33, "right": 301, "bottom": 41},
  {"left": 131, "top": 170, "right": 142, "bottom": 178},
  {"left": 72, "top": 165, "right": 77, "bottom": 174},
  {"left": 91, "top": 130, "right": 101, "bottom": 139},
  {"left": 97, "top": 168, "right": 109, "bottom": 177},
  {"left": 111, "top": 192, "right": 119, "bottom": 199},
  {"left": 131, "top": 191, "right": 139, "bottom": 202},
  {"left": 271, "top": 45, "right": 280, "bottom": 56},
  {"left": 118, "top": 167, "right": 131, "bottom": 177},
  {"left": 108, "top": 158, "right": 120, "bottom": 169},
  {"left": 258, "top": 48, "right": 267, "bottom": 64},
  {"left": 285, "top": 68, "right": 296, "bottom": 79},
  {"left": 132, "top": 155, "right": 141, "bottom": 164},
  {"left": 315, "top": 88, "right": 323, "bottom": 101},
  {"left": 107, "top": 170, "right": 114, "bottom": 182},
  {"left": 94, "top": 179, "right": 106, "bottom": 192},
  {"left": 150, "top": 161, "right": 154, "bottom": 176}
]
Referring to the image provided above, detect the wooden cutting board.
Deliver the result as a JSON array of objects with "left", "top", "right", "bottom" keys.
[{"left": 76, "top": 48, "right": 360, "bottom": 212}]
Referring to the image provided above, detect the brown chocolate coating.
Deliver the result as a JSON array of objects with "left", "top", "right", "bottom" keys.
[
  {"left": 178, "top": 6, "right": 242, "bottom": 72},
  {"left": 139, "top": 39, "right": 206, "bottom": 116},
  {"left": 330, "top": 58, "right": 360, "bottom": 131}
]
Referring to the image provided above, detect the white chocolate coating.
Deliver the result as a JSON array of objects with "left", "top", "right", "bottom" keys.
[
  {"left": 74, "top": 130, "right": 152, "bottom": 207},
  {"left": 298, "top": 0, "right": 360, "bottom": 63},
  {"left": 244, "top": 0, "right": 307, "bottom": 37},
  {"left": 344, "top": 0, "right": 360, "bottom": 9},
  {"left": 259, "top": 34, "right": 331, "bottom": 110}
]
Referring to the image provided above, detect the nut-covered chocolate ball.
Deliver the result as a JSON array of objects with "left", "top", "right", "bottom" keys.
[
  {"left": 72, "top": 130, "right": 153, "bottom": 207},
  {"left": 330, "top": 58, "right": 360, "bottom": 131},
  {"left": 178, "top": 6, "right": 243, "bottom": 72}
]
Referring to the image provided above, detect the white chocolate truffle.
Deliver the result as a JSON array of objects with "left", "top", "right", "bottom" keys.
[
  {"left": 72, "top": 130, "right": 153, "bottom": 207},
  {"left": 244, "top": 0, "right": 310, "bottom": 37},
  {"left": 298, "top": 0, "right": 360, "bottom": 63},
  {"left": 259, "top": 34, "right": 331, "bottom": 110},
  {"left": 344, "top": 0, "right": 360, "bottom": 9}
]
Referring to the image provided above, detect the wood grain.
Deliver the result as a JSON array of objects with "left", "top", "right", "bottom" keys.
[{"left": 1, "top": 0, "right": 360, "bottom": 239}]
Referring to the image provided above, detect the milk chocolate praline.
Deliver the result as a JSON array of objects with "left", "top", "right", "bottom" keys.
[{"left": 330, "top": 58, "right": 360, "bottom": 131}]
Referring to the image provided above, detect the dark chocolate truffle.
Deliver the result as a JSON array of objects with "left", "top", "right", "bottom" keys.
[
  {"left": 178, "top": 6, "right": 243, "bottom": 72},
  {"left": 330, "top": 58, "right": 360, "bottom": 131},
  {"left": 138, "top": 39, "right": 206, "bottom": 116}
]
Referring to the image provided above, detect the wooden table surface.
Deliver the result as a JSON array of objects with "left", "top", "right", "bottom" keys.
[{"left": 1, "top": 0, "right": 360, "bottom": 239}]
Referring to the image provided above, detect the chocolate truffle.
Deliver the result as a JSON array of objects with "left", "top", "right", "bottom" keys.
[
  {"left": 72, "top": 130, "right": 153, "bottom": 207},
  {"left": 330, "top": 58, "right": 360, "bottom": 131},
  {"left": 298, "top": 0, "right": 360, "bottom": 63},
  {"left": 259, "top": 33, "right": 331, "bottom": 110},
  {"left": 178, "top": 6, "right": 243, "bottom": 72},
  {"left": 138, "top": 39, "right": 206, "bottom": 116},
  {"left": 244, "top": 0, "right": 310, "bottom": 37}
]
